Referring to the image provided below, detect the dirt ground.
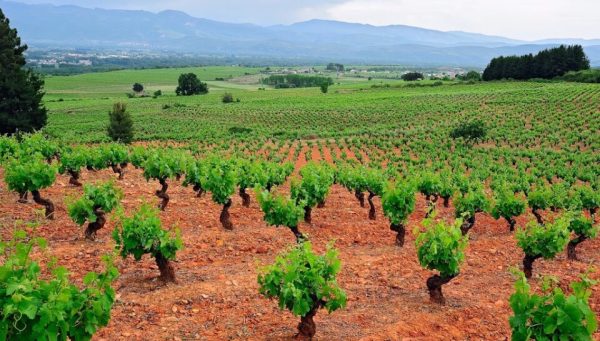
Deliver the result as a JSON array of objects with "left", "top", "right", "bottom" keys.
[{"left": 0, "top": 165, "right": 598, "bottom": 341}]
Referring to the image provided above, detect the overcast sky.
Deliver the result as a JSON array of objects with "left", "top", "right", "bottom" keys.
[{"left": 14, "top": 0, "right": 600, "bottom": 40}]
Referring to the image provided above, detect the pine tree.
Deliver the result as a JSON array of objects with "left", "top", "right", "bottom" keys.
[
  {"left": 107, "top": 103, "right": 134, "bottom": 144},
  {"left": 0, "top": 9, "right": 47, "bottom": 135}
]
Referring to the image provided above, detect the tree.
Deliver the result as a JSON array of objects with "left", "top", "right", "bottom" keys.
[
  {"left": 107, "top": 103, "right": 134, "bottom": 144},
  {"left": 401, "top": 72, "right": 424, "bottom": 81},
  {"left": 113, "top": 204, "right": 182, "bottom": 282},
  {"left": 382, "top": 182, "right": 416, "bottom": 246},
  {"left": 0, "top": 230, "right": 118, "bottom": 340},
  {"left": 132, "top": 83, "right": 144, "bottom": 93},
  {"left": 68, "top": 181, "right": 123, "bottom": 240},
  {"left": 516, "top": 214, "right": 570, "bottom": 278},
  {"left": 4, "top": 154, "right": 56, "bottom": 218},
  {"left": 175, "top": 73, "right": 208, "bottom": 96},
  {"left": 415, "top": 216, "right": 468, "bottom": 304},
  {"left": 509, "top": 271, "right": 597, "bottom": 340},
  {"left": 320, "top": 82, "right": 329, "bottom": 94},
  {"left": 0, "top": 9, "right": 48, "bottom": 135},
  {"left": 258, "top": 242, "right": 347, "bottom": 338}
]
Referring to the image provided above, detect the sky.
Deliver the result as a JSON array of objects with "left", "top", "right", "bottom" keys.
[{"left": 13, "top": 0, "right": 600, "bottom": 40}]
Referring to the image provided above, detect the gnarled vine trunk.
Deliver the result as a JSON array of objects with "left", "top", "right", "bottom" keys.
[
  {"left": 368, "top": 192, "right": 376, "bottom": 220},
  {"left": 523, "top": 254, "right": 541, "bottom": 279},
  {"left": 156, "top": 178, "right": 169, "bottom": 211},
  {"left": 507, "top": 217, "right": 517, "bottom": 232},
  {"left": 532, "top": 208, "right": 544, "bottom": 225},
  {"left": 567, "top": 234, "right": 587, "bottom": 261},
  {"left": 110, "top": 163, "right": 127, "bottom": 180},
  {"left": 426, "top": 273, "right": 456, "bottom": 304},
  {"left": 85, "top": 207, "right": 106, "bottom": 240},
  {"left": 68, "top": 170, "right": 82, "bottom": 186},
  {"left": 460, "top": 215, "right": 476, "bottom": 235},
  {"left": 155, "top": 251, "right": 176, "bottom": 282},
  {"left": 442, "top": 196, "right": 450, "bottom": 208},
  {"left": 296, "top": 302, "right": 321, "bottom": 339},
  {"left": 220, "top": 199, "right": 233, "bottom": 230},
  {"left": 354, "top": 190, "right": 365, "bottom": 208},
  {"left": 317, "top": 200, "right": 325, "bottom": 208},
  {"left": 32, "top": 190, "right": 54, "bottom": 219},
  {"left": 239, "top": 187, "right": 251, "bottom": 207},
  {"left": 17, "top": 191, "right": 28, "bottom": 203},
  {"left": 192, "top": 184, "right": 205, "bottom": 197},
  {"left": 304, "top": 206, "right": 312, "bottom": 224},
  {"left": 290, "top": 226, "right": 306, "bottom": 243},
  {"left": 390, "top": 223, "right": 405, "bottom": 247}
]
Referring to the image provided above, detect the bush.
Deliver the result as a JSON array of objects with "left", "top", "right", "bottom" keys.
[
  {"left": 132, "top": 83, "right": 144, "bottom": 93},
  {"left": 516, "top": 214, "right": 571, "bottom": 278},
  {"left": 290, "top": 162, "right": 335, "bottom": 224},
  {"left": 58, "top": 146, "right": 88, "bottom": 186},
  {"left": 320, "top": 82, "right": 329, "bottom": 94},
  {"left": 175, "top": 73, "right": 208, "bottom": 96},
  {"left": 559, "top": 69, "right": 600, "bottom": 83},
  {"left": 510, "top": 271, "right": 597, "bottom": 340},
  {"left": 153, "top": 90, "right": 162, "bottom": 98},
  {"left": 401, "top": 72, "right": 424, "bottom": 81},
  {"left": 113, "top": 204, "right": 182, "bottom": 282},
  {"left": 4, "top": 154, "right": 56, "bottom": 218},
  {"left": 68, "top": 181, "right": 123, "bottom": 240},
  {"left": 107, "top": 103, "right": 134, "bottom": 144},
  {"left": 222, "top": 92, "right": 234, "bottom": 103},
  {"left": 257, "top": 189, "right": 305, "bottom": 242},
  {"left": 415, "top": 217, "right": 468, "bottom": 304},
  {"left": 382, "top": 181, "right": 416, "bottom": 246},
  {"left": 0, "top": 230, "right": 118, "bottom": 340},
  {"left": 454, "top": 187, "right": 490, "bottom": 235},
  {"left": 203, "top": 156, "right": 237, "bottom": 229},
  {"left": 450, "top": 120, "right": 486, "bottom": 141},
  {"left": 491, "top": 189, "right": 526, "bottom": 231},
  {"left": 257, "top": 242, "right": 346, "bottom": 338},
  {"left": 566, "top": 213, "right": 598, "bottom": 260}
]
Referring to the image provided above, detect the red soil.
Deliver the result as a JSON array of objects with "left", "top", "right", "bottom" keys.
[{"left": 0, "top": 167, "right": 598, "bottom": 341}]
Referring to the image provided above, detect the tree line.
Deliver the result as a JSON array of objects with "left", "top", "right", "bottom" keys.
[
  {"left": 261, "top": 74, "right": 334, "bottom": 88},
  {"left": 482, "top": 45, "right": 590, "bottom": 81}
]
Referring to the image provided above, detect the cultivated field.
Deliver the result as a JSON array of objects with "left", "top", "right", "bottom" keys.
[{"left": 1, "top": 66, "right": 599, "bottom": 340}]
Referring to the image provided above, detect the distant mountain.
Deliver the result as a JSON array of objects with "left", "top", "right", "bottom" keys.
[{"left": 1, "top": 0, "right": 599, "bottom": 67}]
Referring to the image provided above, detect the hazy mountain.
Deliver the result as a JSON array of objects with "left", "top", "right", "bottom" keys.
[{"left": 2, "top": 0, "right": 599, "bottom": 67}]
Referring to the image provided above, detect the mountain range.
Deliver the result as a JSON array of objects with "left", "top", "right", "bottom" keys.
[{"left": 2, "top": 0, "right": 599, "bottom": 67}]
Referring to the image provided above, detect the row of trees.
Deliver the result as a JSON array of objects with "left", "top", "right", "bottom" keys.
[
  {"left": 482, "top": 45, "right": 590, "bottom": 81},
  {"left": 261, "top": 74, "right": 334, "bottom": 88}
]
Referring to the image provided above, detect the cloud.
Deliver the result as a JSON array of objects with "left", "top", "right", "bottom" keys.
[{"left": 12, "top": 0, "right": 600, "bottom": 39}]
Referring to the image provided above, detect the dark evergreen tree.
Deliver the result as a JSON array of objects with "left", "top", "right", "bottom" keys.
[
  {"left": 0, "top": 9, "right": 47, "bottom": 135},
  {"left": 175, "top": 73, "right": 208, "bottom": 96},
  {"left": 483, "top": 45, "right": 590, "bottom": 81},
  {"left": 107, "top": 102, "right": 134, "bottom": 144},
  {"left": 132, "top": 83, "right": 144, "bottom": 93},
  {"left": 401, "top": 72, "right": 424, "bottom": 81}
]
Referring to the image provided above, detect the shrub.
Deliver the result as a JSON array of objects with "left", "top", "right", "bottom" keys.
[
  {"left": 153, "top": 90, "right": 162, "bottom": 98},
  {"left": 401, "top": 72, "right": 424, "bottom": 81},
  {"left": 132, "top": 83, "right": 144, "bottom": 93},
  {"left": 509, "top": 271, "right": 597, "bottom": 340},
  {"left": 175, "top": 73, "right": 208, "bottom": 96},
  {"left": 450, "top": 120, "right": 486, "bottom": 141},
  {"left": 113, "top": 204, "right": 182, "bottom": 282},
  {"left": 142, "top": 150, "right": 185, "bottom": 210},
  {"left": 320, "top": 82, "right": 329, "bottom": 94},
  {"left": 107, "top": 103, "right": 134, "bottom": 144},
  {"left": 566, "top": 213, "right": 598, "bottom": 261},
  {"left": 257, "top": 242, "right": 346, "bottom": 338},
  {"left": 527, "top": 185, "right": 552, "bottom": 224},
  {"left": 415, "top": 217, "right": 468, "bottom": 304},
  {"left": 257, "top": 189, "right": 305, "bottom": 242},
  {"left": 100, "top": 143, "right": 130, "bottom": 179},
  {"left": 382, "top": 181, "right": 416, "bottom": 246},
  {"left": 68, "top": 181, "right": 123, "bottom": 240},
  {"left": 491, "top": 189, "right": 525, "bottom": 231},
  {"left": 454, "top": 187, "right": 490, "bottom": 235},
  {"left": 4, "top": 154, "right": 56, "bottom": 218},
  {"left": 291, "top": 162, "right": 335, "bottom": 224},
  {"left": 222, "top": 92, "right": 234, "bottom": 103},
  {"left": 58, "top": 146, "right": 88, "bottom": 186},
  {"left": 203, "top": 156, "right": 237, "bottom": 229},
  {"left": 516, "top": 214, "right": 571, "bottom": 278},
  {"left": 0, "top": 230, "right": 118, "bottom": 340}
]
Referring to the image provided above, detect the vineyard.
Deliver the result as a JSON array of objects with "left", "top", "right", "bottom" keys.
[{"left": 0, "top": 68, "right": 599, "bottom": 340}]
